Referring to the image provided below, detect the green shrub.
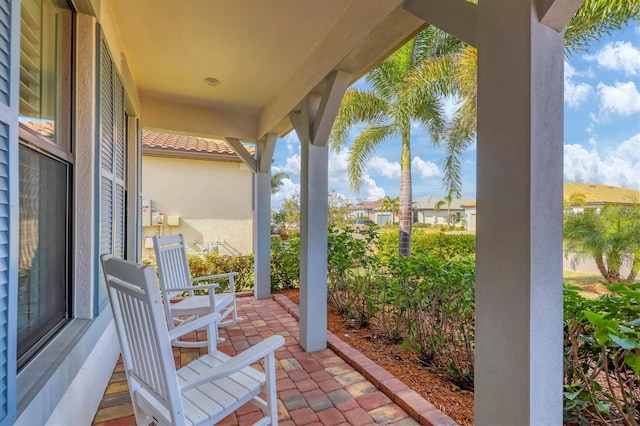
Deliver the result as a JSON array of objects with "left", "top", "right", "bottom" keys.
[
  {"left": 327, "top": 225, "right": 381, "bottom": 327},
  {"left": 188, "top": 253, "right": 255, "bottom": 291},
  {"left": 377, "top": 232, "right": 475, "bottom": 261},
  {"left": 397, "top": 251, "right": 476, "bottom": 390},
  {"left": 564, "top": 283, "right": 640, "bottom": 425},
  {"left": 271, "top": 235, "right": 300, "bottom": 290}
]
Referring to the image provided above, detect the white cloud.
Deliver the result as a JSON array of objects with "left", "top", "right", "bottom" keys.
[
  {"left": 358, "top": 175, "right": 386, "bottom": 200},
  {"left": 278, "top": 153, "right": 301, "bottom": 176},
  {"left": 369, "top": 156, "right": 400, "bottom": 179},
  {"left": 614, "top": 133, "right": 640, "bottom": 164},
  {"left": 588, "top": 41, "right": 640, "bottom": 76},
  {"left": 280, "top": 132, "right": 299, "bottom": 155},
  {"left": 564, "top": 136, "right": 640, "bottom": 190},
  {"left": 597, "top": 81, "right": 640, "bottom": 116},
  {"left": 564, "top": 62, "right": 592, "bottom": 107},
  {"left": 328, "top": 149, "right": 350, "bottom": 175},
  {"left": 411, "top": 156, "right": 440, "bottom": 178},
  {"left": 325, "top": 149, "right": 386, "bottom": 201}
]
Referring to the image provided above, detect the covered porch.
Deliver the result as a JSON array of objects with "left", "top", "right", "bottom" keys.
[{"left": 87, "top": 0, "right": 576, "bottom": 423}]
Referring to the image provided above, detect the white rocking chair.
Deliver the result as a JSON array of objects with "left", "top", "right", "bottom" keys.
[
  {"left": 153, "top": 234, "right": 241, "bottom": 347},
  {"left": 101, "top": 254, "right": 283, "bottom": 426}
]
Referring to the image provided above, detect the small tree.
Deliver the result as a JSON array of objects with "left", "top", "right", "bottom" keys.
[
  {"left": 434, "top": 200, "right": 446, "bottom": 224},
  {"left": 564, "top": 191, "right": 588, "bottom": 215},
  {"left": 328, "top": 191, "right": 352, "bottom": 226},
  {"left": 270, "top": 171, "right": 289, "bottom": 194},
  {"left": 275, "top": 191, "right": 352, "bottom": 229},
  {"left": 445, "top": 191, "right": 454, "bottom": 226},
  {"left": 381, "top": 196, "right": 399, "bottom": 225},
  {"left": 277, "top": 193, "right": 300, "bottom": 230},
  {"left": 564, "top": 204, "right": 640, "bottom": 283}
]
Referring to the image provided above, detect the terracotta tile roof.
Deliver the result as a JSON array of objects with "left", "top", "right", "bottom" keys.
[
  {"left": 20, "top": 119, "right": 55, "bottom": 138},
  {"left": 142, "top": 130, "right": 254, "bottom": 159},
  {"left": 351, "top": 199, "right": 384, "bottom": 211},
  {"left": 413, "top": 195, "right": 475, "bottom": 210},
  {"left": 564, "top": 182, "right": 640, "bottom": 205}
]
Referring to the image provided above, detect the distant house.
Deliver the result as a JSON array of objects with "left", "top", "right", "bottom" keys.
[
  {"left": 564, "top": 182, "right": 640, "bottom": 214},
  {"left": 462, "top": 201, "right": 477, "bottom": 232},
  {"left": 350, "top": 199, "right": 384, "bottom": 224},
  {"left": 142, "top": 130, "right": 254, "bottom": 256},
  {"left": 413, "top": 195, "right": 476, "bottom": 227}
]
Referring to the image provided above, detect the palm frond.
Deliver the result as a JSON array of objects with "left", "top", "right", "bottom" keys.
[
  {"left": 565, "top": 0, "right": 640, "bottom": 54},
  {"left": 330, "top": 89, "right": 389, "bottom": 151},
  {"left": 413, "top": 26, "right": 465, "bottom": 65},
  {"left": 367, "top": 42, "right": 413, "bottom": 100},
  {"left": 348, "top": 124, "right": 397, "bottom": 190},
  {"left": 414, "top": 95, "right": 446, "bottom": 140}
]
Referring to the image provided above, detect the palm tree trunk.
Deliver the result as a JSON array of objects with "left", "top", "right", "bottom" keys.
[
  {"left": 398, "top": 130, "right": 412, "bottom": 257},
  {"left": 594, "top": 255, "right": 618, "bottom": 283},
  {"left": 626, "top": 254, "right": 638, "bottom": 283}
]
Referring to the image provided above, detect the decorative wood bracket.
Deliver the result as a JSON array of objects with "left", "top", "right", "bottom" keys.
[
  {"left": 225, "top": 137, "right": 257, "bottom": 173},
  {"left": 289, "top": 70, "right": 352, "bottom": 147},
  {"left": 404, "top": 0, "right": 478, "bottom": 48},
  {"left": 537, "top": 0, "right": 584, "bottom": 32},
  {"left": 225, "top": 133, "right": 277, "bottom": 174},
  {"left": 257, "top": 133, "right": 277, "bottom": 174}
]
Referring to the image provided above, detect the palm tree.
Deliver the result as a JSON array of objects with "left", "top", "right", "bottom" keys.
[
  {"left": 390, "top": 196, "right": 399, "bottom": 224},
  {"left": 381, "top": 195, "right": 399, "bottom": 225},
  {"left": 434, "top": 200, "right": 446, "bottom": 224},
  {"left": 445, "top": 191, "right": 454, "bottom": 226},
  {"left": 331, "top": 26, "right": 464, "bottom": 257},
  {"left": 564, "top": 192, "right": 588, "bottom": 214},
  {"left": 412, "top": 0, "right": 640, "bottom": 168},
  {"left": 564, "top": 204, "right": 640, "bottom": 283},
  {"left": 271, "top": 171, "right": 289, "bottom": 195}
]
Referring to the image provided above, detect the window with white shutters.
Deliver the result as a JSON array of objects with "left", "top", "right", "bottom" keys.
[{"left": 97, "top": 29, "right": 126, "bottom": 312}]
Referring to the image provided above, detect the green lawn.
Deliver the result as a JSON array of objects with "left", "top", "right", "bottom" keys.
[{"left": 563, "top": 270, "right": 602, "bottom": 286}]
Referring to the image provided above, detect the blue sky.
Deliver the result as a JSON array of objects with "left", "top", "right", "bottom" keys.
[{"left": 271, "top": 23, "right": 640, "bottom": 210}]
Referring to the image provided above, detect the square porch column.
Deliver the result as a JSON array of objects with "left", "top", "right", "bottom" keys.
[
  {"left": 299, "top": 139, "right": 328, "bottom": 352},
  {"left": 475, "top": 1, "right": 566, "bottom": 424},
  {"left": 254, "top": 169, "right": 272, "bottom": 300}
]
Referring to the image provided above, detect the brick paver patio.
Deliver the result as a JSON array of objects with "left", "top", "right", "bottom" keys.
[{"left": 92, "top": 294, "right": 456, "bottom": 426}]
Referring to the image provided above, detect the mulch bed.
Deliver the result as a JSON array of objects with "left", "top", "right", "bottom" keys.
[{"left": 277, "top": 288, "right": 474, "bottom": 425}]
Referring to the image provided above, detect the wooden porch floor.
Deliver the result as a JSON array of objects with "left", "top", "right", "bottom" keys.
[{"left": 91, "top": 294, "right": 456, "bottom": 425}]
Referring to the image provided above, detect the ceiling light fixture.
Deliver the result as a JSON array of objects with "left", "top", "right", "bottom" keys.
[{"left": 204, "top": 77, "right": 221, "bottom": 87}]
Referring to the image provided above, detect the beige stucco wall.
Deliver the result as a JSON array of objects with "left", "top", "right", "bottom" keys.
[{"left": 142, "top": 155, "right": 253, "bottom": 257}]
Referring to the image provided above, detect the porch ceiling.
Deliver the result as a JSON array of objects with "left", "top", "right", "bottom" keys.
[{"left": 105, "top": 0, "right": 425, "bottom": 141}]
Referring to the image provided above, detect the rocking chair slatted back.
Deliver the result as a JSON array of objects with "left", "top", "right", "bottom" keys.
[
  {"left": 154, "top": 234, "right": 193, "bottom": 294},
  {"left": 153, "top": 234, "right": 242, "bottom": 348},
  {"left": 101, "top": 254, "right": 185, "bottom": 424}
]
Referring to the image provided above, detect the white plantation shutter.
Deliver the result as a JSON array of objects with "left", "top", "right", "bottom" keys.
[
  {"left": 136, "top": 119, "right": 142, "bottom": 261},
  {"left": 0, "top": 0, "right": 19, "bottom": 423},
  {"left": 97, "top": 28, "right": 126, "bottom": 312}
]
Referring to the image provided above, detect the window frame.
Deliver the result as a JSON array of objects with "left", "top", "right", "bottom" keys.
[{"left": 16, "top": 0, "right": 75, "bottom": 370}]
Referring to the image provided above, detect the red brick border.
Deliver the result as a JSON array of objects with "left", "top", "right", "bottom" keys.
[{"left": 272, "top": 294, "right": 459, "bottom": 426}]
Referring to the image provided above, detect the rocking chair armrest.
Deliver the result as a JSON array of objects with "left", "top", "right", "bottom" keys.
[
  {"left": 168, "top": 312, "right": 222, "bottom": 341},
  {"left": 168, "top": 283, "right": 219, "bottom": 293},
  {"left": 180, "top": 335, "right": 285, "bottom": 392},
  {"left": 191, "top": 272, "right": 239, "bottom": 283}
]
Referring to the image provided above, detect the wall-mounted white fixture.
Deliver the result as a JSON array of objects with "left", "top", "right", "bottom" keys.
[
  {"left": 203, "top": 77, "right": 220, "bottom": 86},
  {"left": 142, "top": 199, "right": 151, "bottom": 226}
]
